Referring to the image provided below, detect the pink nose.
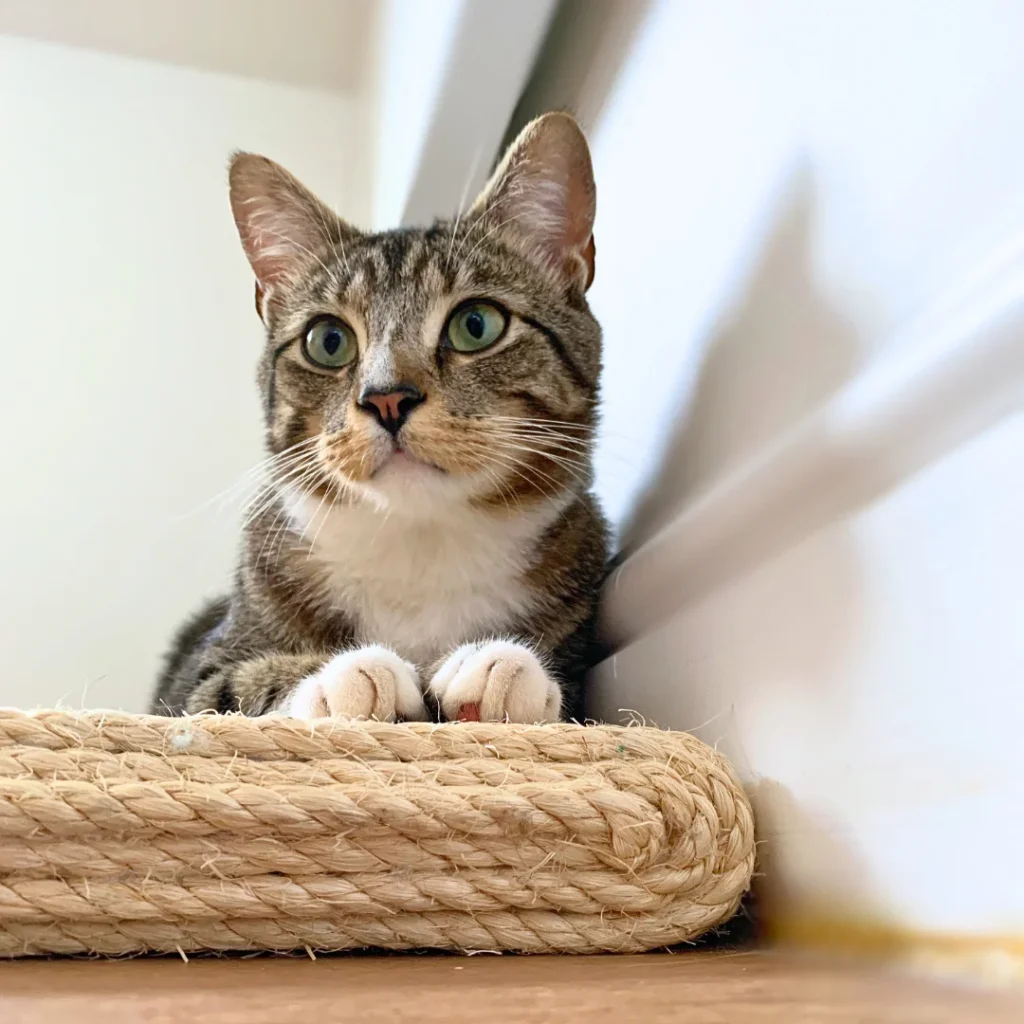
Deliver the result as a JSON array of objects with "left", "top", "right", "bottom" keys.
[{"left": 357, "top": 385, "right": 424, "bottom": 435}]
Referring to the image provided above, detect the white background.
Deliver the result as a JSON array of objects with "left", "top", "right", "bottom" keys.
[{"left": 0, "top": 34, "right": 367, "bottom": 711}]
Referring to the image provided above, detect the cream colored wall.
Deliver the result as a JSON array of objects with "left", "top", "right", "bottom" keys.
[
  {"left": 0, "top": 35, "right": 368, "bottom": 711},
  {"left": 569, "top": 0, "right": 1024, "bottom": 944}
]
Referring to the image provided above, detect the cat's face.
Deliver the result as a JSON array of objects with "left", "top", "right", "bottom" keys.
[{"left": 230, "top": 114, "right": 600, "bottom": 514}]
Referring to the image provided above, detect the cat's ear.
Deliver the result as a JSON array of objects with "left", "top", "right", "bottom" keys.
[
  {"left": 228, "top": 153, "right": 354, "bottom": 317},
  {"left": 470, "top": 113, "right": 596, "bottom": 291}
]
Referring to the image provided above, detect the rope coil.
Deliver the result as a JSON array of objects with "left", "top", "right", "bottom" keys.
[{"left": 0, "top": 710, "right": 754, "bottom": 956}]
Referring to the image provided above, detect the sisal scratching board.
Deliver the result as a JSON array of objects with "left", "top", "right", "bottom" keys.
[{"left": 0, "top": 710, "right": 754, "bottom": 956}]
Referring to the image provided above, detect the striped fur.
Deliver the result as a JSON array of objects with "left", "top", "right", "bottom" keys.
[{"left": 153, "top": 114, "right": 609, "bottom": 723}]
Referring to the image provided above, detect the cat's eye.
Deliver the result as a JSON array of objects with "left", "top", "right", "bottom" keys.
[
  {"left": 303, "top": 316, "right": 357, "bottom": 369},
  {"left": 445, "top": 301, "right": 509, "bottom": 353}
]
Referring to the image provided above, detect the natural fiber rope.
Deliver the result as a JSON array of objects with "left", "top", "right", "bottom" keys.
[{"left": 0, "top": 710, "right": 754, "bottom": 956}]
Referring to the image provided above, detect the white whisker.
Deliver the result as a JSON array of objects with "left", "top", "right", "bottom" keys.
[{"left": 445, "top": 144, "right": 485, "bottom": 275}]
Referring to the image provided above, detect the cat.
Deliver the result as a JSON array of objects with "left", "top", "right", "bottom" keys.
[{"left": 152, "top": 112, "right": 610, "bottom": 724}]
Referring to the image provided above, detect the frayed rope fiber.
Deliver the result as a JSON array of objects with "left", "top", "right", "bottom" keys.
[{"left": 0, "top": 710, "right": 754, "bottom": 956}]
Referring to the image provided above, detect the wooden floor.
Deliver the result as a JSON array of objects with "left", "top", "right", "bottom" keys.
[{"left": 1, "top": 950, "right": 1020, "bottom": 1023}]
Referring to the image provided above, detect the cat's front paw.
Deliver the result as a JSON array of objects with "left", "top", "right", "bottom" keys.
[
  {"left": 428, "top": 640, "right": 562, "bottom": 723},
  {"left": 287, "top": 645, "right": 426, "bottom": 722}
]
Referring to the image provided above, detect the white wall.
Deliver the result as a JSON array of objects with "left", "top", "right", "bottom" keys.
[
  {"left": 370, "top": 0, "right": 553, "bottom": 229},
  {"left": 585, "top": 0, "right": 1024, "bottom": 535},
  {"left": 0, "top": 35, "right": 368, "bottom": 712},
  {"left": 572, "top": 0, "right": 1024, "bottom": 950},
  {"left": 371, "top": 0, "right": 462, "bottom": 229},
  {"left": 597, "top": 412, "right": 1024, "bottom": 939}
]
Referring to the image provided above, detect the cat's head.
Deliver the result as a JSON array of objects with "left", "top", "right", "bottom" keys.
[{"left": 229, "top": 113, "right": 600, "bottom": 516}]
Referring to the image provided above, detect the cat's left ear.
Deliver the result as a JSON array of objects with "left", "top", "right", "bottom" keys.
[{"left": 470, "top": 112, "right": 596, "bottom": 292}]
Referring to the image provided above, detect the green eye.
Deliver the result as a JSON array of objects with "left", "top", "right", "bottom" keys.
[
  {"left": 446, "top": 301, "right": 508, "bottom": 353},
  {"left": 303, "top": 317, "right": 357, "bottom": 369}
]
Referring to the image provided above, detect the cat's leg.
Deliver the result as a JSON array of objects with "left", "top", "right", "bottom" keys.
[
  {"left": 181, "top": 649, "right": 426, "bottom": 721},
  {"left": 287, "top": 645, "right": 427, "bottom": 721},
  {"left": 427, "top": 640, "right": 562, "bottom": 723}
]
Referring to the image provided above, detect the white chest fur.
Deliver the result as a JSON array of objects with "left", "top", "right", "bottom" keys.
[{"left": 283, "top": 492, "right": 557, "bottom": 665}]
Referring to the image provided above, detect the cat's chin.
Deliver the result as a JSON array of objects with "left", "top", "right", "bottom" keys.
[
  {"left": 356, "top": 451, "right": 472, "bottom": 511},
  {"left": 374, "top": 448, "right": 441, "bottom": 480}
]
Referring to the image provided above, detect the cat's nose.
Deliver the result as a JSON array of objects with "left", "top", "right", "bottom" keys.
[{"left": 357, "top": 384, "right": 425, "bottom": 435}]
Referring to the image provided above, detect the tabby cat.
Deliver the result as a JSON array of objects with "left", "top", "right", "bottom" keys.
[{"left": 153, "top": 113, "right": 609, "bottom": 724}]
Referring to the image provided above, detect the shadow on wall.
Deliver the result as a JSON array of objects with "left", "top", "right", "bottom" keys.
[
  {"left": 748, "top": 778, "right": 883, "bottom": 931},
  {"left": 501, "top": 0, "right": 652, "bottom": 150},
  {"left": 592, "top": 169, "right": 878, "bottom": 926},
  {"left": 620, "top": 169, "right": 864, "bottom": 551}
]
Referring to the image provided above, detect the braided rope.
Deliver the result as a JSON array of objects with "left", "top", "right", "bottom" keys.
[{"left": 0, "top": 710, "right": 754, "bottom": 956}]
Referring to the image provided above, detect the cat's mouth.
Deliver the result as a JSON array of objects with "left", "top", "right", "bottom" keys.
[{"left": 375, "top": 438, "right": 445, "bottom": 476}]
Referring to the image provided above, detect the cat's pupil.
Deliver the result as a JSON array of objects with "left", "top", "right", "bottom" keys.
[
  {"left": 323, "top": 330, "right": 341, "bottom": 355},
  {"left": 466, "top": 312, "right": 485, "bottom": 339}
]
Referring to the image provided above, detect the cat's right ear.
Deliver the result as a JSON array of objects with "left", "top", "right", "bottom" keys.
[
  {"left": 469, "top": 113, "right": 596, "bottom": 293},
  {"left": 228, "top": 153, "right": 354, "bottom": 320}
]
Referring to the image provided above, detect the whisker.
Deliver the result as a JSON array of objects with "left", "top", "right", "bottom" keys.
[
  {"left": 482, "top": 432, "right": 592, "bottom": 476},
  {"left": 314, "top": 200, "right": 350, "bottom": 277},
  {"left": 302, "top": 481, "right": 339, "bottom": 560},
  {"left": 502, "top": 448, "right": 589, "bottom": 487},
  {"left": 172, "top": 438, "right": 321, "bottom": 521},
  {"left": 255, "top": 499, "right": 290, "bottom": 572},
  {"left": 454, "top": 439, "right": 572, "bottom": 501},
  {"left": 452, "top": 181, "right": 530, "bottom": 263},
  {"left": 489, "top": 452, "right": 566, "bottom": 502},
  {"left": 487, "top": 420, "right": 593, "bottom": 432},
  {"left": 445, "top": 144, "right": 485, "bottom": 275},
  {"left": 240, "top": 457, "right": 322, "bottom": 530},
  {"left": 257, "top": 464, "right": 328, "bottom": 574},
  {"left": 461, "top": 212, "right": 526, "bottom": 266},
  {"left": 245, "top": 459, "right": 324, "bottom": 535},
  {"left": 486, "top": 429, "right": 595, "bottom": 454},
  {"left": 488, "top": 427, "right": 640, "bottom": 469}
]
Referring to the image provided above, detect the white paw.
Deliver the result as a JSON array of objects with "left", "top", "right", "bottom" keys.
[
  {"left": 428, "top": 640, "right": 561, "bottom": 723},
  {"left": 287, "top": 645, "right": 426, "bottom": 722}
]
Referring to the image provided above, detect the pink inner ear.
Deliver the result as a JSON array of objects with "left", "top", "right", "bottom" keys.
[
  {"left": 468, "top": 115, "right": 595, "bottom": 287},
  {"left": 582, "top": 234, "right": 596, "bottom": 290},
  {"left": 230, "top": 153, "right": 350, "bottom": 293},
  {"left": 236, "top": 204, "right": 309, "bottom": 289}
]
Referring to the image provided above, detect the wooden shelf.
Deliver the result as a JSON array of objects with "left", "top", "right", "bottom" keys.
[{"left": 1, "top": 950, "right": 1020, "bottom": 1023}]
